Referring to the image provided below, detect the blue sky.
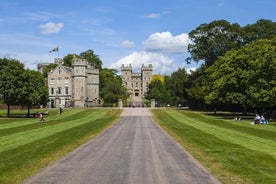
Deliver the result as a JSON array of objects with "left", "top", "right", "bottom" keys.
[{"left": 0, "top": 0, "right": 275, "bottom": 74}]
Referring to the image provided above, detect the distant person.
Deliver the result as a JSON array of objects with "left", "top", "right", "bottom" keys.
[
  {"left": 260, "top": 115, "right": 269, "bottom": 125},
  {"left": 40, "top": 113, "right": 45, "bottom": 122},
  {"left": 59, "top": 107, "right": 63, "bottom": 114},
  {"left": 254, "top": 114, "right": 261, "bottom": 124}
]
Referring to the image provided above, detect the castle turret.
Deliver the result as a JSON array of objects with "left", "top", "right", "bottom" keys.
[
  {"left": 72, "top": 58, "right": 87, "bottom": 107},
  {"left": 141, "top": 64, "right": 153, "bottom": 96},
  {"left": 121, "top": 64, "right": 133, "bottom": 94}
]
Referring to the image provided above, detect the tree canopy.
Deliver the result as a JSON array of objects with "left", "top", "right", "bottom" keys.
[
  {"left": 0, "top": 58, "right": 48, "bottom": 117},
  {"left": 62, "top": 50, "right": 102, "bottom": 69},
  {"left": 205, "top": 37, "right": 276, "bottom": 111},
  {"left": 99, "top": 68, "right": 127, "bottom": 106}
]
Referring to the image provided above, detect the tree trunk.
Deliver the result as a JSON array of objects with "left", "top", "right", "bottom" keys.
[
  {"left": 7, "top": 104, "right": 10, "bottom": 117},
  {"left": 27, "top": 106, "right": 31, "bottom": 118}
]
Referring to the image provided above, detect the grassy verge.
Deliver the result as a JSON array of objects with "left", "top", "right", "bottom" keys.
[
  {"left": 151, "top": 109, "right": 276, "bottom": 184},
  {"left": 0, "top": 108, "right": 122, "bottom": 184}
]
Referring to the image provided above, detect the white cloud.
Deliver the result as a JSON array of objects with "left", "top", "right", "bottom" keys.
[
  {"left": 39, "top": 22, "right": 64, "bottom": 34},
  {"left": 110, "top": 51, "right": 176, "bottom": 74},
  {"left": 186, "top": 67, "right": 197, "bottom": 74},
  {"left": 143, "top": 32, "right": 191, "bottom": 54},
  {"left": 120, "top": 40, "right": 135, "bottom": 48},
  {"left": 144, "top": 13, "right": 160, "bottom": 19}
]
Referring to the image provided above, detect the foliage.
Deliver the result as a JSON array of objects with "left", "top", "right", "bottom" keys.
[
  {"left": 80, "top": 50, "right": 102, "bottom": 70},
  {"left": 205, "top": 37, "right": 276, "bottom": 111},
  {"left": 0, "top": 58, "right": 25, "bottom": 116},
  {"left": 185, "top": 19, "right": 276, "bottom": 111},
  {"left": 62, "top": 50, "right": 102, "bottom": 69},
  {"left": 99, "top": 68, "right": 127, "bottom": 106},
  {"left": 242, "top": 19, "right": 276, "bottom": 44},
  {"left": 21, "top": 69, "right": 49, "bottom": 116},
  {"left": 0, "top": 58, "right": 49, "bottom": 116},
  {"left": 147, "top": 74, "right": 170, "bottom": 106},
  {"left": 186, "top": 66, "right": 209, "bottom": 109},
  {"left": 42, "top": 63, "right": 57, "bottom": 78},
  {"left": 187, "top": 19, "right": 276, "bottom": 67},
  {"left": 165, "top": 68, "right": 189, "bottom": 106},
  {"left": 188, "top": 20, "right": 243, "bottom": 66},
  {"left": 62, "top": 54, "right": 76, "bottom": 67}
]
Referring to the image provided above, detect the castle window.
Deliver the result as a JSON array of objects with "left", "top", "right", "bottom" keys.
[
  {"left": 58, "top": 87, "right": 61, "bottom": 94},
  {"left": 51, "top": 88, "right": 54, "bottom": 95},
  {"left": 58, "top": 67, "right": 61, "bottom": 75},
  {"left": 50, "top": 78, "right": 55, "bottom": 84},
  {"left": 65, "top": 87, "right": 69, "bottom": 95},
  {"left": 136, "top": 82, "right": 138, "bottom": 87},
  {"left": 64, "top": 77, "right": 69, "bottom": 83},
  {"left": 57, "top": 77, "right": 62, "bottom": 84}
]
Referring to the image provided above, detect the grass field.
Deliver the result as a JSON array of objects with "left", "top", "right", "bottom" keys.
[
  {"left": 151, "top": 109, "right": 276, "bottom": 184},
  {"left": 0, "top": 108, "right": 122, "bottom": 184}
]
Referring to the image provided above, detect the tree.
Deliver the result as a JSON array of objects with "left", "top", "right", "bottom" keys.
[
  {"left": 186, "top": 66, "right": 209, "bottom": 109},
  {"left": 41, "top": 63, "right": 57, "bottom": 78},
  {"left": 205, "top": 37, "right": 276, "bottom": 113},
  {"left": 21, "top": 69, "right": 49, "bottom": 117},
  {"left": 166, "top": 68, "right": 189, "bottom": 106},
  {"left": 99, "top": 68, "right": 126, "bottom": 106},
  {"left": 62, "top": 54, "right": 76, "bottom": 67},
  {"left": 0, "top": 58, "right": 25, "bottom": 117},
  {"left": 242, "top": 19, "right": 276, "bottom": 44},
  {"left": 62, "top": 50, "right": 103, "bottom": 70},
  {"left": 80, "top": 50, "right": 102, "bottom": 70},
  {"left": 147, "top": 74, "right": 170, "bottom": 106},
  {"left": 188, "top": 20, "right": 242, "bottom": 66}
]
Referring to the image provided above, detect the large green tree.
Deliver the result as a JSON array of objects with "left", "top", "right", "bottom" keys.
[
  {"left": 80, "top": 50, "right": 102, "bottom": 70},
  {"left": 21, "top": 69, "right": 49, "bottom": 117},
  {"left": 242, "top": 19, "right": 276, "bottom": 44},
  {"left": 205, "top": 37, "right": 276, "bottom": 112},
  {"left": 147, "top": 74, "right": 170, "bottom": 106},
  {"left": 184, "top": 66, "right": 209, "bottom": 109},
  {"left": 99, "top": 68, "right": 126, "bottom": 106},
  {"left": 165, "top": 68, "right": 189, "bottom": 106},
  {"left": 62, "top": 50, "right": 102, "bottom": 69},
  {"left": 0, "top": 58, "right": 25, "bottom": 117},
  {"left": 187, "top": 20, "right": 242, "bottom": 66}
]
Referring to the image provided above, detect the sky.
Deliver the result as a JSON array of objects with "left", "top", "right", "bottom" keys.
[{"left": 0, "top": 0, "right": 275, "bottom": 74}]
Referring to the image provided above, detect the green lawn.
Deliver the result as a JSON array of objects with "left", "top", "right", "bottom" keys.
[
  {"left": 151, "top": 109, "right": 276, "bottom": 184},
  {"left": 1, "top": 108, "right": 275, "bottom": 184},
  {"left": 0, "top": 108, "right": 122, "bottom": 184}
]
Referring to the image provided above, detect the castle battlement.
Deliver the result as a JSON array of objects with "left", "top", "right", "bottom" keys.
[
  {"left": 72, "top": 58, "right": 88, "bottom": 66},
  {"left": 121, "top": 64, "right": 132, "bottom": 71}
]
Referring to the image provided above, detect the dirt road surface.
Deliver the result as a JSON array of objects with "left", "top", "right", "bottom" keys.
[{"left": 23, "top": 108, "right": 220, "bottom": 184}]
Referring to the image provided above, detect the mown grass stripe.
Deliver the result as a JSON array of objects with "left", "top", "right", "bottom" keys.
[
  {"left": 184, "top": 111, "right": 276, "bottom": 139},
  {"left": 0, "top": 109, "right": 122, "bottom": 184},
  {"left": 151, "top": 109, "right": 276, "bottom": 184},
  {"left": 0, "top": 109, "right": 106, "bottom": 152},
  {"left": 0, "top": 109, "right": 83, "bottom": 130},
  {"left": 166, "top": 110, "right": 276, "bottom": 159},
  {"left": 0, "top": 109, "right": 98, "bottom": 136}
]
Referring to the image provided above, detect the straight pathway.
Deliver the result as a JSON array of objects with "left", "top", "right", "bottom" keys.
[{"left": 23, "top": 108, "right": 220, "bottom": 184}]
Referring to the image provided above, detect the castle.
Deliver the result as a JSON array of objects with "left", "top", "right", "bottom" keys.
[
  {"left": 121, "top": 64, "right": 153, "bottom": 105},
  {"left": 38, "top": 58, "right": 99, "bottom": 108}
]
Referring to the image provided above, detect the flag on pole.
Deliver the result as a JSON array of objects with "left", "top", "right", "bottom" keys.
[{"left": 49, "top": 46, "right": 59, "bottom": 52}]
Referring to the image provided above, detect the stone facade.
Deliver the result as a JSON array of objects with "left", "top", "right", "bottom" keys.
[
  {"left": 43, "top": 58, "right": 99, "bottom": 108},
  {"left": 121, "top": 64, "right": 153, "bottom": 98}
]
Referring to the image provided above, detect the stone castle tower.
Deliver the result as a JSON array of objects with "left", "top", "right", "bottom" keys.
[
  {"left": 72, "top": 58, "right": 99, "bottom": 107},
  {"left": 121, "top": 64, "right": 153, "bottom": 99}
]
